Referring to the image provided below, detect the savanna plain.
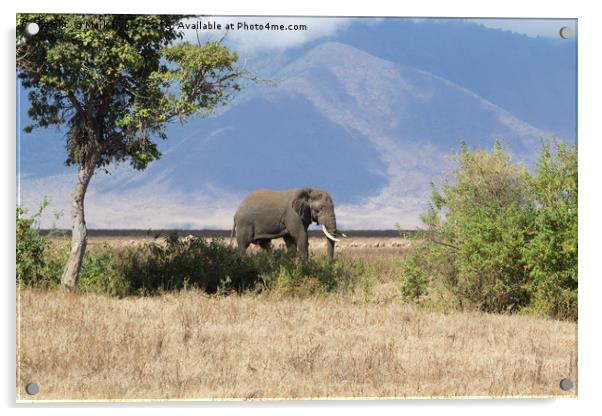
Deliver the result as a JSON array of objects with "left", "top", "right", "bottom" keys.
[{"left": 17, "top": 236, "right": 577, "bottom": 400}]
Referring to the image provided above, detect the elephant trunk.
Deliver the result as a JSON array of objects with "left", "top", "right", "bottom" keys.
[{"left": 322, "top": 214, "right": 337, "bottom": 259}]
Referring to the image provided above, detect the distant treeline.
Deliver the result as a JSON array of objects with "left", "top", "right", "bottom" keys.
[{"left": 39, "top": 229, "right": 415, "bottom": 238}]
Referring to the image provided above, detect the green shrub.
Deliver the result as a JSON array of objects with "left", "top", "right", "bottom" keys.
[
  {"left": 42, "top": 242, "right": 67, "bottom": 287},
  {"left": 257, "top": 250, "right": 362, "bottom": 296},
  {"left": 16, "top": 199, "right": 58, "bottom": 288},
  {"left": 110, "top": 234, "right": 258, "bottom": 295},
  {"left": 417, "top": 141, "right": 533, "bottom": 313},
  {"left": 16, "top": 200, "right": 122, "bottom": 291},
  {"left": 524, "top": 141, "right": 578, "bottom": 320},
  {"left": 105, "top": 235, "right": 362, "bottom": 297},
  {"left": 399, "top": 241, "right": 445, "bottom": 302},
  {"left": 399, "top": 140, "right": 577, "bottom": 320},
  {"left": 106, "top": 234, "right": 358, "bottom": 296},
  {"left": 76, "top": 246, "right": 125, "bottom": 295}
]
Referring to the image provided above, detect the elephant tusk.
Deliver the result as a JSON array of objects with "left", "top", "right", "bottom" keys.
[
  {"left": 322, "top": 225, "right": 340, "bottom": 242},
  {"left": 341, "top": 233, "right": 348, "bottom": 238}
]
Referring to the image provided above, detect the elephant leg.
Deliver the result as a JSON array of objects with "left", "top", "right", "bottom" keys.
[
  {"left": 256, "top": 239, "right": 272, "bottom": 251},
  {"left": 236, "top": 226, "right": 252, "bottom": 255},
  {"left": 293, "top": 229, "right": 309, "bottom": 260},
  {"left": 283, "top": 234, "right": 297, "bottom": 254}
]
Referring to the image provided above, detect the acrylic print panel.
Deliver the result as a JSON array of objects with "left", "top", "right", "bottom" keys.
[{"left": 16, "top": 15, "right": 577, "bottom": 401}]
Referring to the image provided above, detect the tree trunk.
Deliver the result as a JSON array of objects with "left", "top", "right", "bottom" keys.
[{"left": 60, "top": 160, "right": 96, "bottom": 288}]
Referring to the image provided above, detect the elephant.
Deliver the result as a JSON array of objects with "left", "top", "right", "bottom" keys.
[{"left": 231, "top": 188, "right": 341, "bottom": 259}]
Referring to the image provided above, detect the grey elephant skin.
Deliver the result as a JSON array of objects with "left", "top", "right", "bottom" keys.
[{"left": 231, "top": 188, "right": 340, "bottom": 259}]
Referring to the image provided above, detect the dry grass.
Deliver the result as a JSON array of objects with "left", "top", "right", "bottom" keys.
[
  {"left": 17, "top": 287, "right": 577, "bottom": 401},
  {"left": 18, "top": 236, "right": 577, "bottom": 400}
]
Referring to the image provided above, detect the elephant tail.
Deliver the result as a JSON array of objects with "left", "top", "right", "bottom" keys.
[{"left": 229, "top": 222, "right": 236, "bottom": 247}]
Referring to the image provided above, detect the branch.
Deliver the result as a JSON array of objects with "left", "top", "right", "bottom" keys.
[
  {"left": 66, "top": 91, "right": 85, "bottom": 116},
  {"left": 421, "top": 230, "right": 459, "bottom": 250},
  {"left": 428, "top": 238, "right": 459, "bottom": 251},
  {"left": 236, "top": 60, "right": 277, "bottom": 87}
]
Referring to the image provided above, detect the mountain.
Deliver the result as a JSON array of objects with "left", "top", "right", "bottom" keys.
[
  {"left": 267, "top": 18, "right": 577, "bottom": 139},
  {"left": 18, "top": 31, "right": 569, "bottom": 229}
]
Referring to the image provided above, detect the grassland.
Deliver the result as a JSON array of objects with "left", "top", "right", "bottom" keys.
[{"left": 16, "top": 236, "right": 577, "bottom": 400}]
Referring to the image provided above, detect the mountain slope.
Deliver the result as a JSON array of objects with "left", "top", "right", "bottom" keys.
[
  {"left": 278, "top": 42, "right": 544, "bottom": 152},
  {"left": 333, "top": 18, "right": 577, "bottom": 138}
]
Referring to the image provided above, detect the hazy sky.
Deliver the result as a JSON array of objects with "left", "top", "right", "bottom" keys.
[
  {"left": 470, "top": 18, "right": 577, "bottom": 39},
  {"left": 185, "top": 17, "right": 577, "bottom": 55}
]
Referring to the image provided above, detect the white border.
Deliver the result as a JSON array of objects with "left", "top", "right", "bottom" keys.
[{"left": 3, "top": 1, "right": 600, "bottom": 415}]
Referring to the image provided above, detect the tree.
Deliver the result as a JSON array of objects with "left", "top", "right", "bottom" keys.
[
  {"left": 17, "top": 14, "right": 242, "bottom": 288},
  {"left": 399, "top": 141, "right": 534, "bottom": 311}
]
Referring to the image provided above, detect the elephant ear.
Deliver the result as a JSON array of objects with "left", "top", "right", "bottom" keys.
[{"left": 292, "top": 190, "right": 311, "bottom": 223}]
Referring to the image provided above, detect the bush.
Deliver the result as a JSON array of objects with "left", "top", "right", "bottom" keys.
[
  {"left": 97, "top": 234, "right": 360, "bottom": 297},
  {"left": 524, "top": 141, "right": 578, "bottom": 320},
  {"left": 399, "top": 140, "right": 577, "bottom": 320},
  {"left": 16, "top": 199, "right": 58, "bottom": 288},
  {"left": 257, "top": 250, "right": 362, "bottom": 297},
  {"left": 399, "top": 240, "right": 450, "bottom": 302},
  {"left": 76, "top": 246, "right": 124, "bottom": 295},
  {"left": 109, "top": 234, "right": 258, "bottom": 296},
  {"left": 16, "top": 200, "right": 121, "bottom": 291}
]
